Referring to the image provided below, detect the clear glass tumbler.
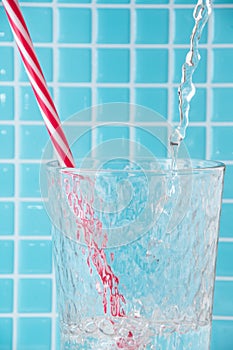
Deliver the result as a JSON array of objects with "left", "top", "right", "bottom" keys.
[{"left": 46, "top": 158, "right": 225, "bottom": 350}]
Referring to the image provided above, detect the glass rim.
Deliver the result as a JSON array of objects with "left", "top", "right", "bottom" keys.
[{"left": 46, "top": 158, "right": 226, "bottom": 176}]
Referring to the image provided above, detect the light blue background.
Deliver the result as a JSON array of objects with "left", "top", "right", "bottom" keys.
[{"left": 0, "top": 1, "right": 233, "bottom": 349}]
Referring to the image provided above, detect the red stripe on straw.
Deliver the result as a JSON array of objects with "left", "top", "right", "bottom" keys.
[
  {"left": 7, "top": 3, "right": 43, "bottom": 74},
  {"left": 6, "top": 13, "right": 57, "bottom": 117},
  {"left": 2, "top": 0, "right": 75, "bottom": 168},
  {"left": 8, "top": 0, "right": 31, "bottom": 38},
  {"left": 12, "top": 25, "right": 56, "bottom": 112}
]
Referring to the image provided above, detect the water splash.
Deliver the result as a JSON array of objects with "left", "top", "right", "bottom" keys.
[{"left": 170, "top": 0, "right": 212, "bottom": 150}]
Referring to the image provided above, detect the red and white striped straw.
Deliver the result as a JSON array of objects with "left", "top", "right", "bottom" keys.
[{"left": 2, "top": 0, "right": 75, "bottom": 168}]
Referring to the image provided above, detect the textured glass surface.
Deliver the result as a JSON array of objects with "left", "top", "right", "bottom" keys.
[
  {"left": 0, "top": 1, "right": 232, "bottom": 347},
  {"left": 47, "top": 159, "right": 225, "bottom": 349}
]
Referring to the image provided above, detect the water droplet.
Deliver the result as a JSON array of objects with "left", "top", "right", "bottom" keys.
[
  {"left": 84, "top": 321, "right": 97, "bottom": 333},
  {"left": 0, "top": 69, "right": 6, "bottom": 76},
  {"left": 99, "top": 319, "right": 115, "bottom": 335}
]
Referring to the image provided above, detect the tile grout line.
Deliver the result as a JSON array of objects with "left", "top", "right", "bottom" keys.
[
  {"left": 12, "top": 37, "right": 20, "bottom": 350},
  {"left": 0, "top": 235, "right": 51, "bottom": 240},
  {"left": 3, "top": 42, "right": 233, "bottom": 49},
  {"left": 51, "top": 0, "right": 59, "bottom": 348},
  {"left": 0, "top": 120, "right": 224, "bottom": 126},
  {"left": 167, "top": 0, "right": 175, "bottom": 157},
  {"left": 4, "top": 120, "right": 233, "bottom": 127},
  {"left": 14, "top": 2, "right": 233, "bottom": 9},
  {"left": 7, "top": 312, "right": 233, "bottom": 320},
  {"left": 213, "top": 316, "right": 233, "bottom": 321},
  {"left": 222, "top": 198, "right": 233, "bottom": 203},
  {"left": 129, "top": 0, "right": 136, "bottom": 159},
  {"left": 3, "top": 81, "right": 233, "bottom": 88},
  {"left": 216, "top": 276, "right": 233, "bottom": 281},
  {"left": 0, "top": 312, "right": 59, "bottom": 318},
  {"left": 91, "top": 0, "right": 97, "bottom": 158},
  {"left": 219, "top": 237, "right": 233, "bottom": 243},
  {"left": 0, "top": 273, "right": 54, "bottom": 279},
  {"left": 205, "top": 6, "right": 214, "bottom": 160},
  {"left": 11, "top": 272, "right": 233, "bottom": 280},
  {"left": 3, "top": 234, "right": 231, "bottom": 241}
]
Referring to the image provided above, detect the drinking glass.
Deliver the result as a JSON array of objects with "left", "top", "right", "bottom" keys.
[{"left": 46, "top": 158, "right": 225, "bottom": 350}]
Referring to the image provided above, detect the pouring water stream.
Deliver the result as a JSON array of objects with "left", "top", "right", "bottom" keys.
[{"left": 170, "top": 0, "right": 212, "bottom": 167}]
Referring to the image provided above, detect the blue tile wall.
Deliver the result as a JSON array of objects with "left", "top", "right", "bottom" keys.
[
  {"left": 17, "top": 318, "right": 51, "bottom": 350},
  {"left": 96, "top": 125, "right": 129, "bottom": 156},
  {"left": 58, "top": 8, "right": 92, "bottom": 43},
  {"left": 97, "top": 87, "right": 130, "bottom": 105},
  {"left": 0, "top": 86, "right": 14, "bottom": 120},
  {"left": 98, "top": 0, "right": 130, "bottom": 3},
  {"left": 212, "top": 49, "right": 233, "bottom": 83},
  {"left": 18, "top": 240, "right": 52, "bottom": 274},
  {"left": 0, "top": 47, "right": 14, "bottom": 81},
  {"left": 22, "top": 0, "right": 53, "bottom": 2},
  {"left": 0, "top": 318, "right": 13, "bottom": 350},
  {"left": 0, "top": 7, "right": 13, "bottom": 42},
  {"left": 58, "top": 0, "right": 91, "bottom": 2},
  {"left": 223, "top": 165, "right": 233, "bottom": 199},
  {"left": 97, "top": 9, "right": 130, "bottom": 44},
  {"left": 19, "top": 202, "right": 50, "bottom": 236},
  {"left": 174, "top": 0, "right": 196, "bottom": 3},
  {"left": 0, "top": 202, "right": 14, "bottom": 235},
  {"left": 0, "top": 279, "right": 13, "bottom": 313},
  {"left": 19, "top": 86, "right": 53, "bottom": 121},
  {"left": 135, "top": 49, "right": 168, "bottom": 83},
  {"left": 21, "top": 7, "right": 53, "bottom": 43},
  {"left": 0, "top": 1, "right": 233, "bottom": 349},
  {"left": 135, "top": 126, "right": 168, "bottom": 157},
  {"left": 96, "top": 88, "right": 130, "bottom": 121},
  {"left": 57, "top": 87, "right": 92, "bottom": 120},
  {"left": 216, "top": 242, "right": 233, "bottom": 277},
  {"left": 211, "top": 127, "right": 233, "bottom": 160},
  {"left": 220, "top": 204, "right": 233, "bottom": 238},
  {"left": 19, "top": 125, "right": 50, "bottom": 159},
  {"left": 0, "top": 125, "right": 14, "bottom": 159},
  {"left": 212, "top": 88, "right": 233, "bottom": 121},
  {"left": 213, "top": 281, "right": 233, "bottom": 316},
  {"left": 135, "top": 9, "right": 169, "bottom": 44},
  {"left": 184, "top": 127, "right": 206, "bottom": 159},
  {"left": 0, "top": 240, "right": 14, "bottom": 274},
  {"left": 18, "top": 279, "right": 52, "bottom": 313},
  {"left": 97, "top": 48, "right": 130, "bottom": 83},
  {"left": 0, "top": 164, "right": 14, "bottom": 197},
  {"left": 214, "top": 0, "right": 233, "bottom": 3},
  {"left": 211, "top": 320, "right": 233, "bottom": 350},
  {"left": 58, "top": 48, "right": 91, "bottom": 83},
  {"left": 213, "top": 9, "right": 233, "bottom": 44},
  {"left": 137, "top": 0, "right": 169, "bottom": 3},
  {"left": 135, "top": 88, "right": 168, "bottom": 119},
  {"left": 19, "top": 164, "right": 40, "bottom": 197}
]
